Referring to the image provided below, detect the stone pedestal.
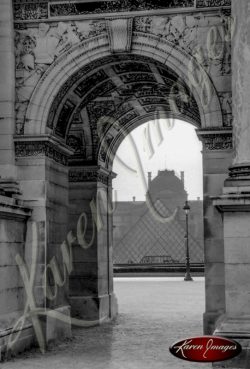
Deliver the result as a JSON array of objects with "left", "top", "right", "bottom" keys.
[{"left": 213, "top": 194, "right": 250, "bottom": 368}]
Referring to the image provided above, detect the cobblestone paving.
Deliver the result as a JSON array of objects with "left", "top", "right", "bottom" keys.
[{"left": 2, "top": 277, "right": 212, "bottom": 369}]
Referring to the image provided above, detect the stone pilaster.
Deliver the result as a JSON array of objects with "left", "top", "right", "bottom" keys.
[
  {"left": 0, "top": 1, "right": 16, "bottom": 178},
  {"left": 212, "top": 2, "right": 250, "bottom": 367},
  {"left": 68, "top": 166, "right": 118, "bottom": 322},
  {"left": 197, "top": 129, "right": 233, "bottom": 334},
  {"left": 15, "top": 136, "right": 74, "bottom": 347}
]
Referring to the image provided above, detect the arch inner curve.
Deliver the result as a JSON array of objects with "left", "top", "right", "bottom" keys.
[{"left": 47, "top": 54, "right": 201, "bottom": 166}]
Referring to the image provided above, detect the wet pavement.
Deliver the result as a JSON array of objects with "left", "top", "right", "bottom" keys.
[{"left": 1, "top": 277, "right": 212, "bottom": 369}]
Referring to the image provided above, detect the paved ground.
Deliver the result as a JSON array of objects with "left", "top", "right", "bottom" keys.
[{"left": 1, "top": 277, "right": 212, "bottom": 369}]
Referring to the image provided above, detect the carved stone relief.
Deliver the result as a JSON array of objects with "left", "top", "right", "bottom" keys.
[
  {"left": 134, "top": 12, "right": 232, "bottom": 76},
  {"left": 14, "top": 20, "right": 107, "bottom": 134},
  {"left": 15, "top": 141, "right": 70, "bottom": 165},
  {"left": 14, "top": 1, "right": 48, "bottom": 21},
  {"left": 219, "top": 92, "right": 232, "bottom": 127},
  {"left": 13, "top": 0, "right": 230, "bottom": 22},
  {"left": 49, "top": 0, "right": 194, "bottom": 18},
  {"left": 69, "top": 168, "right": 110, "bottom": 185},
  {"left": 196, "top": 0, "right": 231, "bottom": 7},
  {"left": 14, "top": 12, "right": 228, "bottom": 140},
  {"left": 199, "top": 133, "right": 233, "bottom": 151}
]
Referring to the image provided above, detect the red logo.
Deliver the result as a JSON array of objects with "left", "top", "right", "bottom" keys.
[{"left": 169, "top": 336, "right": 242, "bottom": 362}]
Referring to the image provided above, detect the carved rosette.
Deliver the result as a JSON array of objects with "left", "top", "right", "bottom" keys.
[{"left": 197, "top": 129, "right": 233, "bottom": 151}]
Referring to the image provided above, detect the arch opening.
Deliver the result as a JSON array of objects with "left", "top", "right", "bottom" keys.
[{"left": 111, "top": 118, "right": 205, "bottom": 341}]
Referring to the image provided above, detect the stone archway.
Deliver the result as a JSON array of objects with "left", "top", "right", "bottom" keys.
[
  {"left": 11, "top": 15, "right": 233, "bottom": 353},
  {"left": 23, "top": 33, "right": 223, "bottom": 136}
]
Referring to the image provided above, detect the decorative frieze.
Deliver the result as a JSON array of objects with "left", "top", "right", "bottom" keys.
[
  {"left": 15, "top": 140, "right": 72, "bottom": 165},
  {"left": 50, "top": 0, "right": 194, "bottom": 18},
  {"left": 197, "top": 129, "right": 233, "bottom": 151},
  {"left": 69, "top": 168, "right": 111, "bottom": 185},
  {"left": 14, "top": 1, "right": 48, "bottom": 21},
  {"left": 13, "top": 0, "right": 231, "bottom": 22},
  {"left": 196, "top": 0, "right": 231, "bottom": 8}
]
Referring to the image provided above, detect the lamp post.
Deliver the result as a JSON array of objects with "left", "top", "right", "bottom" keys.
[{"left": 183, "top": 200, "right": 193, "bottom": 281}]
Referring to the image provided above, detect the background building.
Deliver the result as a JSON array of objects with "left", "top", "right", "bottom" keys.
[{"left": 113, "top": 170, "right": 204, "bottom": 266}]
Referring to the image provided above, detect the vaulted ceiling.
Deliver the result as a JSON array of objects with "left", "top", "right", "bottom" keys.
[{"left": 47, "top": 54, "right": 201, "bottom": 163}]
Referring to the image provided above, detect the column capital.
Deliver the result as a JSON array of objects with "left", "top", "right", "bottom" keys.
[
  {"left": 69, "top": 165, "right": 117, "bottom": 185},
  {"left": 196, "top": 128, "right": 233, "bottom": 152},
  {"left": 14, "top": 135, "right": 74, "bottom": 166}
]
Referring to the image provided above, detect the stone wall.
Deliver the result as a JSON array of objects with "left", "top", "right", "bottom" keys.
[{"left": 0, "top": 196, "right": 32, "bottom": 359}]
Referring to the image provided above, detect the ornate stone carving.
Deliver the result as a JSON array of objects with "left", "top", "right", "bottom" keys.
[
  {"left": 197, "top": 130, "right": 233, "bottom": 151},
  {"left": 15, "top": 141, "right": 71, "bottom": 165},
  {"left": 196, "top": 0, "right": 231, "bottom": 7},
  {"left": 55, "top": 100, "right": 76, "bottom": 138},
  {"left": 15, "top": 22, "right": 83, "bottom": 67},
  {"left": 46, "top": 54, "right": 202, "bottom": 141},
  {"left": 66, "top": 135, "right": 85, "bottom": 156},
  {"left": 14, "top": 1, "right": 48, "bottom": 21},
  {"left": 69, "top": 168, "right": 109, "bottom": 185},
  {"left": 74, "top": 70, "right": 108, "bottom": 98},
  {"left": 219, "top": 92, "right": 232, "bottom": 127},
  {"left": 50, "top": 0, "right": 194, "bottom": 18},
  {"left": 134, "top": 13, "right": 231, "bottom": 76},
  {"left": 134, "top": 15, "right": 197, "bottom": 50},
  {"left": 14, "top": 20, "right": 108, "bottom": 135}
]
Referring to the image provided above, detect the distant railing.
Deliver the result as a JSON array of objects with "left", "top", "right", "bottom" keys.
[{"left": 140, "top": 255, "right": 180, "bottom": 264}]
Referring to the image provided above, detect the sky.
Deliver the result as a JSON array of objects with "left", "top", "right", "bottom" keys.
[{"left": 112, "top": 119, "right": 203, "bottom": 201}]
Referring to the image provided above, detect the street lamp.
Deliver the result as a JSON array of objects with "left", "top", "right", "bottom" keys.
[{"left": 183, "top": 200, "right": 193, "bottom": 282}]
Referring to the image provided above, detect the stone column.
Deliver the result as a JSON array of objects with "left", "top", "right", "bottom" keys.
[
  {"left": 212, "top": 2, "right": 250, "bottom": 367},
  {"left": 0, "top": 1, "right": 16, "bottom": 178}
]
